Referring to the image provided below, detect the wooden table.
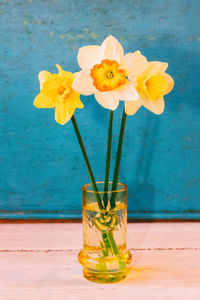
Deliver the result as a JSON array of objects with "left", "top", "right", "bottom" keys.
[{"left": 0, "top": 222, "right": 200, "bottom": 299}]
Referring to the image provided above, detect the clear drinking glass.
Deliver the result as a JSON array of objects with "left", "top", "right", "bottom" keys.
[{"left": 78, "top": 182, "right": 132, "bottom": 283}]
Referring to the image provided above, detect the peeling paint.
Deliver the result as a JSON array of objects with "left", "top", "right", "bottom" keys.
[
  {"left": 3, "top": 0, "right": 13, "bottom": 3},
  {"left": 67, "top": 33, "right": 75, "bottom": 40},
  {"left": 76, "top": 33, "right": 85, "bottom": 39},
  {"left": 32, "top": 20, "right": 43, "bottom": 25},
  {"left": 22, "top": 17, "right": 28, "bottom": 27},
  {"left": 58, "top": 34, "right": 65, "bottom": 40},
  {"left": 90, "top": 32, "right": 98, "bottom": 39},
  {"left": 58, "top": 31, "right": 98, "bottom": 41},
  {"left": 149, "top": 36, "right": 156, "bottom": 41}
]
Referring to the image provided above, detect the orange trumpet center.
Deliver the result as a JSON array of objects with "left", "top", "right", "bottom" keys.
[{"left": 90, "top": 59, "right": 126, "bottom": 92}]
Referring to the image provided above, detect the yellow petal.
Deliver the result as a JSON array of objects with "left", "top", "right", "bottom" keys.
[
  {"left": 141, "top": 95, "right": 165, "bottom": 115},
  {"left": 56, "top": 64, "right": 63, "bottom": 74},
  {"left": 162, "top": 73, "right": 174, "bottom": 95},
  {"left": 68, "top": 92, "right": 84, "bottom": 109},
  {"left": 42, "top": 74, "right": 61, "bottom": 92},
  {"left": 125, "top": 99, "right": 142, "bottom": 115},
  {"left": 145, "top": 74, "right": 169, "bottom": 100},
  {"left": 38, "top": 71, "right": 52, "bottom": 90},
  {"left": 33, "top": 92, "right": 56, "bottom": 108},
  {"left": 76, "top": 99, "right": 84, "bottom": 109},
  {"left": 55, "top": 102, "right": 75, "bottom": 125},
  {"left": 56, "top": 64, "right": 74, "bottom": 81}
]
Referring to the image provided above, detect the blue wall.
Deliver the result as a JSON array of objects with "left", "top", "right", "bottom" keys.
[{"left": 0, "top": 0, "right": 199, "bottom": 219}]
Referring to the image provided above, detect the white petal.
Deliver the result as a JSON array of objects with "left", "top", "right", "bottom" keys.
[
  {"left": 143, "top": 61, "right": 168, "bottom": 79},
  {"left": 162, "top": 73, "right": 174, "bottom": 95},
  {"left": 78, "top": 45, "right": 102, "bottom": 70},
  {"left": 142, "top": 96, "right": 165, "bottom": 115},
  {"left": 113, "top": 82, "right": 138, "bottom": 101},
  {"left": 38, "top": 71, "right": 51, "bottom": 89},
  {"left": 125, "top": 99, "right": 142, "bottom": 115},
  {"left": 95, "top": 91, "right": 119, "bottom": 110},
  {"left": 72, "top": 70, "right": 97, "bottom": 96},
  {"left": 101, "top": 35, "right": 124, "bottom": 64},
  {"left": 121, "top": 51, "right": 148, "bottom": 81}
]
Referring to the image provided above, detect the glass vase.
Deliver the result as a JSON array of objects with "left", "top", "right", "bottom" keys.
[{"left": 78, "top": 182, "right": 132, "bottom": 283}]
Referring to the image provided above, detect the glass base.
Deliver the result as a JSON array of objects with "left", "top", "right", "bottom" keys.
[
  {"left": 79, "top": 249, "right": 132, "bottom": 283},
  {"left": 83, "top": 267, "right": 131, "bottom": 283}
]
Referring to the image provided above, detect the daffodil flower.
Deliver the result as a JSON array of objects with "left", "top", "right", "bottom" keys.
[
  {"left": 33, "top": 65, "right": 83, "bottom": 125},
  {"left": 123, "top": 51, "right": 174, "bottom": 115},
  {"left": 72, "top": 35, "right": 139, "bottom": 110}
]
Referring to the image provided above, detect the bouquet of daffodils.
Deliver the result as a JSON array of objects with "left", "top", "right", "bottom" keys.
[
  {"left": 34, "top": 35, "right": 173, "bottom": 264},
  {"left": 34, "top": 35, "right": 173, "bottom": 207}
]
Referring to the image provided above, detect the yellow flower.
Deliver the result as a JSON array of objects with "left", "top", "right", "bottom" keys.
[
  {"left": 33, "top": 65, "right": 84, "bottom": 125},
  {"left": 123, "top": 51, "right": 174, "bottom": 115}
]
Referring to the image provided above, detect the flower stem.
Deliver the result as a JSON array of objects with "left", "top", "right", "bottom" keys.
[
  {"left": 71, "top": 115, "right": 103, "bottom": 210},
  {"left": 71, "top": 115, "right": 119, "bottom": 260},
  {"left": 107, "top": 232, "right": 119, "bottom": 255},
  {"left": 110, "top": 108, "right": 127, "bottom": 209},
  {"left": 103, "top": 110, "right": 113, "bottom": 208}
]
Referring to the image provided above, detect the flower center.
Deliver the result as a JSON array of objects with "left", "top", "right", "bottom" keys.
[
  {"left": 137, "top": 74, "right": 168, "bottom": 101},
  {"left": 57, "top": 86, "right": 71, "bottom": 103},
  {"left": 90, "top": 59, "right": 126, "bottom": 92},
  {"left": 58, "top": 86, "right": 66, "bottom": 95},
  {"left": 105, "top": 71, "right": 114, "bottom": 79}
]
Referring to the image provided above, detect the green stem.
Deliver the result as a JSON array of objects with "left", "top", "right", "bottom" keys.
[
  {"left": 110, "top": 108, "right": 127, "bottom": 209},
  {"left": 103, "top": 110, "right": 113, "bottom": 208},
  {"left": 71, "top": 115, "right": 119, "bottom": 259},
  {"left": 71, "top": 115, "right": 103, "bottom": 210},
  {"left": 107, "top": 232, "right": 119, "bottom": 255}
]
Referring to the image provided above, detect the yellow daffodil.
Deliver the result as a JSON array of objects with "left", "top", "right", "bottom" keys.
[
  {"left": 33, "top": 65, "right": 83, "bottom": 125},
  {"left": 123, "top": 51, "right": 174, "bottom": 115},
  {"left": 72, "top": 35, "right": 139, "bottom": 111}
]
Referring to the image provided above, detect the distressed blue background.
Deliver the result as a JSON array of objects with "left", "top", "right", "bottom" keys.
[{"left": 0, "top": 0, "right": 199, "bottom": 219}]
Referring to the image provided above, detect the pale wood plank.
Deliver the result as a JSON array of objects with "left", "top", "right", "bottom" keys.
[
  {"left": 0, "top": 223, "right": 200, "bottom": 250},
  {"left": 0, "top": 250, "right": 199, "bottom": 300},
  {"left": 0, "top": 287, "right": 200, "bottom": 300},
  {"left": 0, "top": 223, "right": 200, "bottom": 299}
]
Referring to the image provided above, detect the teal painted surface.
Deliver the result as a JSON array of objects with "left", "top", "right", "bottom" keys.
[{"left": 0, "top": 0, "right": 199, "bottom": 219}]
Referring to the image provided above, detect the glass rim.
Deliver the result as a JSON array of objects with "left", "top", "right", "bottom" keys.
[{"left": 82, "top": 181, "right": 127, "bottom": 194}]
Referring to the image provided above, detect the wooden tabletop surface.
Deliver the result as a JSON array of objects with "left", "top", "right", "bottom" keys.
[{"left": 0, "top": 222, "right": 200, "bottom": 300}]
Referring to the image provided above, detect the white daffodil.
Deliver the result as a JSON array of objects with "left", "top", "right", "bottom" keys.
[
  {"left": 72, "top": 35, "right": 139, "bottom": 110},
  {"left": 123, "top": 51, "right": 174, "bottom": 115}
]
